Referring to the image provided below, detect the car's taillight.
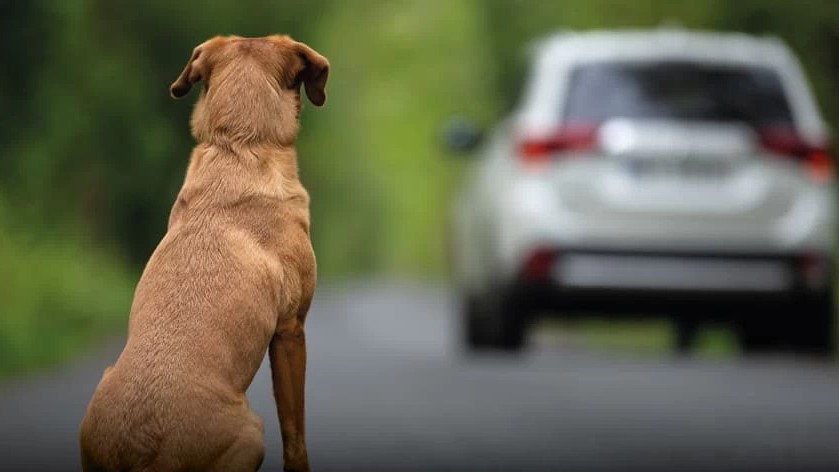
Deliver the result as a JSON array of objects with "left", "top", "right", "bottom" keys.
[
  {"left": 758, "top": 126, "right": 834, "bottom": 184},
  {"left": 518, "top": 123, "right": 600, "bottom": 166},
  {"left": 522, "top": 248, "right": 556, "bottom": 281},
  {"left": 798, "top": 252, "right": 831, "bottom": 290}
]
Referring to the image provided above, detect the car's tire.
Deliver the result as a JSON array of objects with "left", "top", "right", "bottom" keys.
[
  {"left": 790, "top": 294, "right": 836, "bottom": 358},
  {"left": 462, "top": 291, "right": 527, "bottom": 352},
  {"left": 736, "top": 297, "right": 836, "bottom": 357},
  {"left": 463, "top": 295, "right": 492, "bottom": 348}
]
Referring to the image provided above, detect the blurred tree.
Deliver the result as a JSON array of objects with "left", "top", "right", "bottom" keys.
[
  {"left": 714, "top": 0, "right": 839, "bottom": 133},
  {"left": 0, "top": 1, "right": 52, "bottom": 161},
  {"left": 309, "top": 0, "right": 499, "bottom": 275},
  {"left": 2, "top": 0, "right": 329, "bottom": 264}
]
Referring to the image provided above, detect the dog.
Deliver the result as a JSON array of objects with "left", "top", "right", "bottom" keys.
[{"left": 79, "top": 34, "right": 328, "bottom": 472}]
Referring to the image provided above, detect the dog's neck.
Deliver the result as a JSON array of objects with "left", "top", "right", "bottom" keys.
[
  {"left": 198, "top": 128, "right": 298, "bottom": 153},
  {"left": 190, "top": 65, "right": 302, "bottom": 150},
  {"left": 168, "top": 142, "right": 309, "bottom": 232},
  {"left": 177, "top": 143, "right": 306, "bottom": 210}
]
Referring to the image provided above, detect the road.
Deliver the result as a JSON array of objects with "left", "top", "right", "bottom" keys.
[{"left": 2, "top": 282, "right": 839, "bottom": 472}]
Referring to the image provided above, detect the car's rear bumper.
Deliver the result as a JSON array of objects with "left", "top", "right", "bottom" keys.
[
  {"left": 495, "top": 176, "right": 836, "bottom": 281},
  {"left": 509, "top": 248, "right": 832, "bottom": 319}
]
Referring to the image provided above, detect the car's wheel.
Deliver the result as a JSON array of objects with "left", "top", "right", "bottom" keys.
[
  {"left": 462, "top": 291, "right": 527, "bottom": 352},
  {"left": 463, "top": 295, "right": 492, "bottom": 348},
  {"left": 791, "top": 294, "right": 836, "bottom": 358}
]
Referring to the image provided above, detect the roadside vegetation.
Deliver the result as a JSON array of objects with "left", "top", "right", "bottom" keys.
[{"left": 0, "top": 202, "right": 133, "bottom": 377}]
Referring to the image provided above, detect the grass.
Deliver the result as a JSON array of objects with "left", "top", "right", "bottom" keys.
[
  {"left": 0, "top": 227, "right": 134, "bottom": 379},
  {"left": 535, "top": 318, "right": 739, "bottom": 358}
]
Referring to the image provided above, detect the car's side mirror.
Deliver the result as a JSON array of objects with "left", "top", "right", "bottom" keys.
[{"left": 441, "top": 117, "right": 484, "bottom": 154}]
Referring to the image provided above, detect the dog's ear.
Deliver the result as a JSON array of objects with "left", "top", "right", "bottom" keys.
[
  {"left": 294, "top": 42, "right": 330, "bottom": 107},
  {"left": 170, "top": 44, "right": 211, "bottom": 99}
]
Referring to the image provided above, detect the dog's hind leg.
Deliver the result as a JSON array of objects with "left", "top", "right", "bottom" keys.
[
  {"left": 269, "top": 317, "right": 309, "bottom": 472},
  {"left": 206, "top": 420, "right": 265, "bottom": 472}
]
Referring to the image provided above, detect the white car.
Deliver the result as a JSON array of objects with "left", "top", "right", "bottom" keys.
[{"left": 446, "top": 29, "right": 836, "bottom": 355}]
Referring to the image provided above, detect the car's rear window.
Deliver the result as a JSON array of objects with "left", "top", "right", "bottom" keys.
[{"left": 564, "top": 61, "right": 794, "bottom": 128}]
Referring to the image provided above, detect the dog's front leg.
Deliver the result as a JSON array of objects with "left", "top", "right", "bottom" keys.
[{"left": 270, "top": 318, "right": 309, "bottom": 472}]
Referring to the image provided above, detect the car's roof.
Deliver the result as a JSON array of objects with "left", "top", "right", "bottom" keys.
[{"left": 532, "top": 28, "right": 794, "bottom": 68}]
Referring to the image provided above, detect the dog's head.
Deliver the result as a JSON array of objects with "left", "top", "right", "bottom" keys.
[{"left": 170, "top": 35, "right": 329, "bottom": 146}]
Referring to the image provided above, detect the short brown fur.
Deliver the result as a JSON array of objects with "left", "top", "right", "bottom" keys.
[{"left": 79, "top": 35, "right": 329, "bottom": 472}]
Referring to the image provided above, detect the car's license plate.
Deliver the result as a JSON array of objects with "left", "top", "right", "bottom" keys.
[
  {"left": 624, "top": 157, "right": 731, "bottom": 179},
  {"left": 555, "top": 255, "right": 791, "bottom": 292}
]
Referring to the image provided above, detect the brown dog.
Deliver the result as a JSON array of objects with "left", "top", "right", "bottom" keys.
[{"left": 79, "top": 35, "right": 328, "bottom": 472}]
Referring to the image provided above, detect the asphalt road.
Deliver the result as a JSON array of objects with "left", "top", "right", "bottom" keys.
[{"left": 2, "top": 282, "right": 839, "bottom": 472}]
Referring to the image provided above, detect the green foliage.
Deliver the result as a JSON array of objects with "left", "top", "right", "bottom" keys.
[
  {"left": 712, "top": 0, "right": 839, "bottom": 136},
  {"left": 309, "top": 0, "right": 499, "bottom": 275},
  {"left": 0, "top": 200, "right": 134, "bottom": 378}
]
